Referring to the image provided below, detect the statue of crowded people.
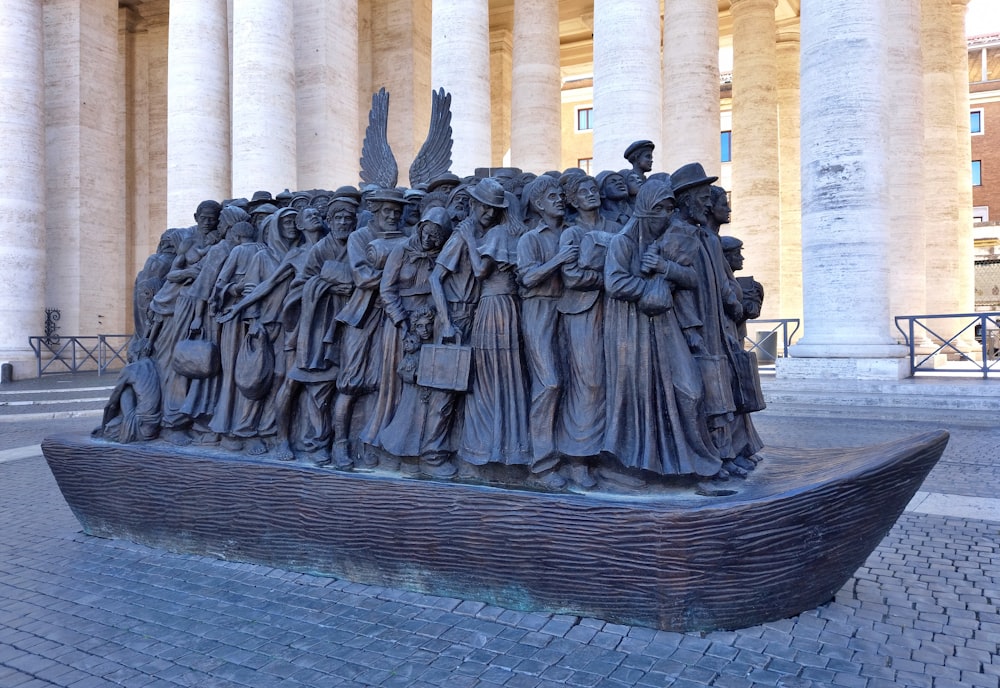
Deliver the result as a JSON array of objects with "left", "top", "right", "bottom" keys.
[{"left": 108, "top": 125, "right": 765, "bottom": 493}]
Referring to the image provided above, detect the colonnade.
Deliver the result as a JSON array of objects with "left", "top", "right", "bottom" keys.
[{"left": 0, "top": 0, "right": 976, "bottom": 381}]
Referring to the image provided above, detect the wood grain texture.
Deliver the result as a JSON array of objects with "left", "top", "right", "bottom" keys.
[{"left": 42, "top": 430, "right": 947, "bottom": 631}]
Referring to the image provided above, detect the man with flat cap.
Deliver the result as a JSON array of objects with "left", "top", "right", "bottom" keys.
[{"left": 624, "top": 140, "right": 655, "bottom": 182}]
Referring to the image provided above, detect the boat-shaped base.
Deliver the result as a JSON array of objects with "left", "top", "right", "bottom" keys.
[{"left": 42, "top": 430, "right": 948, "bottom": 632}]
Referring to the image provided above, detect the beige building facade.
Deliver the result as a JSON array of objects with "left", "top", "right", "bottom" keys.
[{"left": 0, "top": 0, "right": 977, "bottom": 380}]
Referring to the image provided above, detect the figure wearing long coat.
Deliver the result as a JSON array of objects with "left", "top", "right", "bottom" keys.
[{"left": 602, "top": 220, "right": 722, "bottom": 477}]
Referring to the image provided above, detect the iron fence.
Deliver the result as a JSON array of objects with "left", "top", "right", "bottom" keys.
[
  {"left": 28, "top": 334, "right": 132, "bottom": 377},
  {"left": 894, "top": 312, "right": 1000, "bottom": 379},
  {"left": 743, "top": 319, "right": 800, "bottom": 366}
]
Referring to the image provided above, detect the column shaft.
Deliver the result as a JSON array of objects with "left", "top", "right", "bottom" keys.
[
  {"left": 490, "top": 29, "right": 513, "bottom": 167},
  {"left": 786, "top": 0, "right": 907, "bottom": 371},
  {"left": 0, "top": 0, "right": 46, "bottom": 372},
  {"left": 776, "top": 28, "right": 802, "bottom": 323},
  {"left": 592, "top": 0, "right": 662, "bottom": 172},
  {"left": 952, "top": 0, "right": 974, "bottom": 314},
  {"left": 888, "top": 0, "right": 927, "bottom": 331},
  {"left": 295, "top": 0, "right": 359, "bottom": 189},
  {"left": 432, "top": 0, "right": 491, "bottom": 176},
  {"left": 510, "top": 0, "right": 561, "bottom": 172},
  {"left": 662, "top": 0, "right": 721, "bottom": 177},
  {"left": 922, "top": 0, "right": 960, "bottom": 317},
  {"left": 730, "top": 0, "right": 780, "bottom": 318},
  {"left": 167, "top": 0, "right": 230, "bottom": 225},
  {"left": 232, "top": 0, "right": 296, "bottom": 196}
]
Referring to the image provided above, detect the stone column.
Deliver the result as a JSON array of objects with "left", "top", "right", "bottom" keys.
[
  {"left": 433, "top": 0, "right": 491, "bottom": 176},
  {"left": 661, "top": 0, "right": 721, "bottom": 177},
  {"left": 782, "top": 0, "right": 908, "bottom": 379},
  {"left": 370, "top": 0, "right": 432, "bottom": 181},
  {"left": 922, "top": 0, "right": 959, "bottom": 319},
  {"left": 0, "top": 0, "right": 46, "bottom": 375},
  {"left": 952, "top": 0, "right": 974, "bottom": 315},
  {"left": 490, "top": 29, "right": 513, "bottom": 167},
  {"left": 295, "top": 0, "right": 359, "bottom": 190},
  {"left": 44, "top": 0, "right": 128, "bottom": 338},
  {"left": 592, "top": 0, "right": 661, "bottom": 172},
  {"left": 888, "top": 0, "right": 928, "bottom": 339},
  {"left": 167, "top": 0, "right": 230, "bottom": 226},
  {"left": 510, "top": 0, "right": 561, "bottom": 172},
  {"left": 232, "top": 0, "right": 297, "bottom": 197},
  {"left": 776, "top": 27, "right": 802, "bottom": 324},
  {"left": 729, "top": 0, "right": 780, "bottom": 319}
]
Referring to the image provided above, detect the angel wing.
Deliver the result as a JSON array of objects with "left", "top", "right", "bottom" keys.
[
  {"left": 409, "top": 88, "right": 453, "bottom": 188},
  {"left": 359, "top": 88, "right": 398, "bottom": 189}
]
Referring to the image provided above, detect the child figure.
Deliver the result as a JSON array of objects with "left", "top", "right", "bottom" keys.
[{"left": 376, "top": 307, "right": 458, "bottom": 479}]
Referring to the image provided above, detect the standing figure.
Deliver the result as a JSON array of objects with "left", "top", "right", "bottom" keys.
[
  {"left": 668, "top": 163, "right": 748, "bottom": 478},
  {"left": 556, "top": 174, "right": 621, "bottom": 487},
  {"left": 602, "top": 179, "right": 723, "bottom": 480},
  {"left": 330, "top": 187, "right": 408, "bottom": 468},
  {"left": 517, "top": 175, "right": 577, "bottom": 489},
  {"left": 362, "top": 207, "right": 452, "bottom": 463},
  {"left": 705, "top": 185, "right": 731, "bottom": 235},
  {"left": 458, "top": 178, "right": 533, "bottom": 471},
  {"left": 595, "top": 170, "right": 632, "bottom": 225}
]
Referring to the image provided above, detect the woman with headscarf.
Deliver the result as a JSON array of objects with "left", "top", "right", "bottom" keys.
[{"left": 602, "top": 179, "right": 723, "bottom": 480}]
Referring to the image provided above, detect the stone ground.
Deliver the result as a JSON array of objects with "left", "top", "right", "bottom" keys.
[{"left": 0, "top": 375, "right": 998, "bottom": 687}]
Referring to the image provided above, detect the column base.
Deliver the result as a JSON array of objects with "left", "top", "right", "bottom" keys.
[{"left": 776, "top": 356, "right": 909, "bottom": 381}]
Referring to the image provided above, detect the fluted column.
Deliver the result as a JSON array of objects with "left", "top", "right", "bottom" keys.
[
  {"left": 783, "top": 0, "right": 907, "bottom": 378},
  {"left": 167, "top": 0, "right": 230, "bottom": 225},
  {"left": 662, "top": 0, "right": 720, "bottom": 177},
  {"left": 952, "top": 0, "right": 974, "bottom": 315},
  {"left": 433, "top": 0, "right": 491, "bottom": 176},
  {"left": 776, "top": 27, "right": 801, "bottom": 325},
  {"left": 510, "top": 0, "right": 561, "bottom": 172},
  {"left": 295, "top": 0, "right": 359, "bottom": 189},
  {"left": 922, "top": 0, "right": 959, "bottom": 318},
  {"left": 592, "top": 0, "right": 661, "bottom": 172},
  {"left": 730, "top": 0, "right": 780, "bottom": 319},
  {"left": 0, "top": 0, "right": 46, "bottom": 375},
  {"left": 888, "top": 0, "right": 928, "bottom": 340},
  {"left": 232, "top": 0, "right": 296, "bottom": 196}
]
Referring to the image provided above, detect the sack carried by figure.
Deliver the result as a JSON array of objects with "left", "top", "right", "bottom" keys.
[
  {"left": 235, "top": 323, "right": 275, "bottom": 400},
  {"left": 731, "top": 349, "right": 766, "bottom": 413},
  {"left": 172, "top": 338, "right": 221, "bottom": 379}
]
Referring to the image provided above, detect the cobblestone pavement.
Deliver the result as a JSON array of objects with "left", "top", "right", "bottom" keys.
[{"left": 1, "top": 401, "right": 999, "bottom": 686}]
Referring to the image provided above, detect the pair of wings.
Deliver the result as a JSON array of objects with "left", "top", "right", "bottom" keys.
[{"left": 359, "top": 87, "right": 453, "bottom": 190}]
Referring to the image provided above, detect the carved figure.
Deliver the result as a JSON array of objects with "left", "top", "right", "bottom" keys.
[{"left": 624, "top": 139, "right": 654, "bottom": 181}]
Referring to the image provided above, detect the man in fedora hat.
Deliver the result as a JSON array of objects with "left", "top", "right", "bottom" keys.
[{"left": 668, "top": 162, "right": 752, "bottom": 478}]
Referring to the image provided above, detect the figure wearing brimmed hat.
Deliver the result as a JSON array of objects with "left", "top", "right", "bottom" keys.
[
  {"left": 330, "top": 186, "right": 408, "bottom": 469},
  {"left": 442, "top": 178, "right": 534, "bottom": 472},
  {"left": 667, "top": 162, "right": 756, "bottom": 479}
]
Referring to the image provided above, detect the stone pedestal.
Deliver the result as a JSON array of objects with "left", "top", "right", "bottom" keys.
[{"left": 777, "top": 357, "right": 910, "bottom": 381}]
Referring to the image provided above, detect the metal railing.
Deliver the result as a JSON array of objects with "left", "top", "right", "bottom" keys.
[
  {"left": 743, "top": 319, "right": 800, "bottom": 366},
  {"left": 28, "top": 334, "right": 131, "bottom": 377},
  {"left": 894, "top": 312, "right": 1000, "bottom": 378}
]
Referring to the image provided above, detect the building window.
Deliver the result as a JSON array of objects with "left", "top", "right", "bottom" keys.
[
  {"left": 721, "top": 130, "right": 732, "bottom": 163},
  {"left": 576, "top": 107, "right": 593, "bottom": 132},
  {"left": 973, "top": 160, "right": 982, "bottom": 186},
  {"left": 578, "top": 158, "right": 592, "bottom": 174},
  {"left": 973, "top": 206, "right": 989, "bottom": 223},
  {"left": 971, "top": 109, "right": 983, "bottom": 135}
]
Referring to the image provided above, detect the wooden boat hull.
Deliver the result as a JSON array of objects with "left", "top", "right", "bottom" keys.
[{"left": 42, "top": 430, "right": 947, "bottom": 631}]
